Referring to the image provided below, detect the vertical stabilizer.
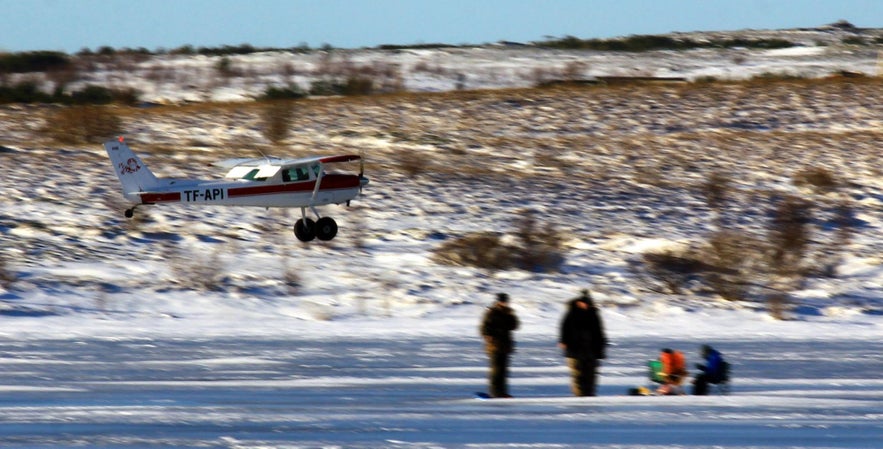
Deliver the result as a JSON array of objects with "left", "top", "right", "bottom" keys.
[{"left": 103, "top": 137, "right": 160, "bottom": 202}]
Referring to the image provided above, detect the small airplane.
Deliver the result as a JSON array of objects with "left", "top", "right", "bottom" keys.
[{"left": 103, "top": 137, "right": 368, "bottom": 242}]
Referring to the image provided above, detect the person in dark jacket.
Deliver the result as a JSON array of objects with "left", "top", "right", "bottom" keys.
[
  {"left": 558, "top": 289, "right": 608, "bottom": 396},
  {"left": 692, "top": 344, "right": 726, "bottom": 395},
  {"left": 480, "top": 293, "right": 519, "bottom": 398}
]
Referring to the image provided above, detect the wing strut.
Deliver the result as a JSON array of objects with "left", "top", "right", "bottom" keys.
[{"left": 308, "top": 164, "right": 325, "bottom": 218}]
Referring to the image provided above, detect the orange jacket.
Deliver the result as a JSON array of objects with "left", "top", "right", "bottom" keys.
[{"left": 660, "top": 350, "right": 687, "bottom": 383}]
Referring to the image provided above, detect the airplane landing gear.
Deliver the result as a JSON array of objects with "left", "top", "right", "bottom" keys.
[
  {"left": 315, "top": 217, "right": 338, "bottom": 241},
  {"left": 294, "top": 218, "right": 316, "bottom": 242},
  {"left": 293, "top": 217, "right": 339, "bottom": 242},
  {"left": 294, "top": 217, "right": 337, "bottom": 242},
  {"left": 124, "top": 205, "right": 140, "bottom": 218},
  {"left": 294, "top": 205, "right": 339, "bottom": 242}
]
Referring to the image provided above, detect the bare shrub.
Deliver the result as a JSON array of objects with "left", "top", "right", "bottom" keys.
[
  {"left": 412, "top": 59, "right": 449, "bottom": 76},
  {"left": 510, "top": 209, "right": 564, "bottom": 272},
  {"left": 280, "top": 256, "right": 302, "bottom": 295},
  {"left": 163, "top": 242, "right": 230, "bottom": 291},
  {"left": 801, "top": 199, "right": 857, "bottom": 278},
  {"left": 632, "top": 230, "right": 767, "bottom": 300},
  {"left": 48, "top": 105, "right": 123, "bottom": 144},
  {"left": 768, "top": 195, "right": 812, "bottom": 276},
  {"left": 637, "top": 250, "right": 704, "bottom": 294},
  {"left": 533, "top": 147, "right": 567, "bottom": 172},
  {"left": 215, "top": 56, "right": 242, "bottom": 78},
  {"left": 394, "top": 149, "right": 429, "bottom": 177},
  {"left": 562, "top": 61, "right": 589, "bottom": 81},
  {"left": 703, "top": 171, "right": 730, "bottom": 227},
  {"left": 46, "top": 63, "right": 82, "bottom": 91},
  {"left": 432, "top": 232, "right": 514, "bottom": 271},
  {"left": 766, "top": 291, "right": 791, "bottom": 320},
  {"left": 793, "top": 166, "right": 839, "bottom": 194},
  {"left": 631, "top": 162, "right": 666, "bottom": 187},
  {"left": 0, "top": 251, "right": 16, "bottom": 289},
  {"left": 343, "top": 76, "right": 373, "bottom": 96},
  {"left": 831, "top": 200, "right": 856, "bottom": 252},
  {"left": 261, "top": 100, "right": 295, "bottom": 145},
  {"left": 432, "top": 211, "right": 564, "bottom": 273},
  {"left": 704, "top": 230, "right": 766, "bottom": 301}
]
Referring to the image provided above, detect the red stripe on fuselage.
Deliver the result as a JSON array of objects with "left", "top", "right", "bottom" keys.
[{"left": 227, "top": 174, "right": 360, "bottom": 198}]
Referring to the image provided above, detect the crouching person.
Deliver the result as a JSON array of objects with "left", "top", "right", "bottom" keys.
[
  {"left": 655, "top": 348, "right": 688, "bottom": 395},
  {"left": 693, "top": 344, "right": 728, "bottom": 395}
]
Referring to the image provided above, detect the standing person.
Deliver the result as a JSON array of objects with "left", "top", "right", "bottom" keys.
[
  {"left": 558, "top": 289, "right": 608, "bottom": 396},
  {"left": 480, "top": 293, "right": 519, "bottom": 398}
]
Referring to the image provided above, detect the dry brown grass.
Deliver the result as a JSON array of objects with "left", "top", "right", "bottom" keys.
[{"left": 47, "top": 105, "right": 124, "bottom": 144}]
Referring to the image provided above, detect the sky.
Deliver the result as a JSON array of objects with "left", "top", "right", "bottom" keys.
[{"left": 1, "top": 0, "right": 881, "bottom": 54}]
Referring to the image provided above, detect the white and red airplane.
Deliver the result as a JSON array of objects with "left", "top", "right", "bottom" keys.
[{"left": 104, "top": 137, "right": 368, "bottom": 242}]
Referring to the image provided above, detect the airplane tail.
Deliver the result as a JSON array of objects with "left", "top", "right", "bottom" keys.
[{"left": 103, "top": 137, "right": 160, "bottom": 202}]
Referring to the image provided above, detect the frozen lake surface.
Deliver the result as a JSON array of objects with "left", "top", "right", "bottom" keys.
[{"left": 1, "top": 335, "right": 880, "bottom": 448}]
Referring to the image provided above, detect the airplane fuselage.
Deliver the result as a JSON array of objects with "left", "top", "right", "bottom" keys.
[{"left": 134, "top": 174, "right": 362, "bottom": 208}]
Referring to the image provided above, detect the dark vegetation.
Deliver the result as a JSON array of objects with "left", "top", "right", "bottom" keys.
[
  {"left": 536, "top": 35, "right": 796, "bottom": 52},
  {"left": 0, "top": 82, "right": 139, "bottom": 105},
  {"left": 0, "top": 51, "right": 70, "bottom": 73}
]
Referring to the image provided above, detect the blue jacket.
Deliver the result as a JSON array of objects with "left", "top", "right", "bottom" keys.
[{"left": 702, "top": 349, "right": 725, "bottom": 380}]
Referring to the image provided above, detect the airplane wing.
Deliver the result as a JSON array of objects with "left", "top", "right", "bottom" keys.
[
  {"left": 318, "top": 155, "right": 361, "bottom": 163},
  {"left": 212, "top": 157, "right": 285, "bottom": 169},
  {"left": 214, "top": 155, "right": 361, "bottom": 169}
]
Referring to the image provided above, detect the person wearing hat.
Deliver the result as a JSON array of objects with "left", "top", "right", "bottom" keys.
[
  {"left": 558, "top": 289, "right": 608, "bottom": 396},
  {"left": 480, "top": 292, "right": 520, "bottom": 398}
]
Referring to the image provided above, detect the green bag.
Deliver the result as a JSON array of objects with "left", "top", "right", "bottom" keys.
[{"left": 648, "top": 359, "right": 666, "bottom": 383}]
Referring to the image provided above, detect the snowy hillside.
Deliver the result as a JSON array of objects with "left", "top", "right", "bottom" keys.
[{"left": 0, "top": 25, "right": 882, "bottom": 447}]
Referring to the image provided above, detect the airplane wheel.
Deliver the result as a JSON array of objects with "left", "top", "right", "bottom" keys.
[
  {"left": 124, "top": 208, "right": 134, "bottom": 218},
  {"left": 315, "top": 217, "right": 338, "bottom": 241},
  {"left": 294, "top": 218, "right": 316, "bottom": 242}
]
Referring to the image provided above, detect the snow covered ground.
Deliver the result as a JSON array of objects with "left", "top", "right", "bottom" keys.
[
  {"left": 0, "top": 336, "right": 880, "bottom": 448},
  {"left": 1, "top": 27, "right": 883, "bottom": 447}
]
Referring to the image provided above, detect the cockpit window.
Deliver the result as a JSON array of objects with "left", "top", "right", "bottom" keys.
[{"left": 283, "top": 167, "right": 310, "bottom": 182}]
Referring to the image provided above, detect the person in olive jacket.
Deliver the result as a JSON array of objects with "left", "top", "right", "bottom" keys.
[
  {"left": 558, "top": 289, "right": 608, "bottom": 396},
  {"left": 480, "top": 293, "right": 520, "bottom": 398}
]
